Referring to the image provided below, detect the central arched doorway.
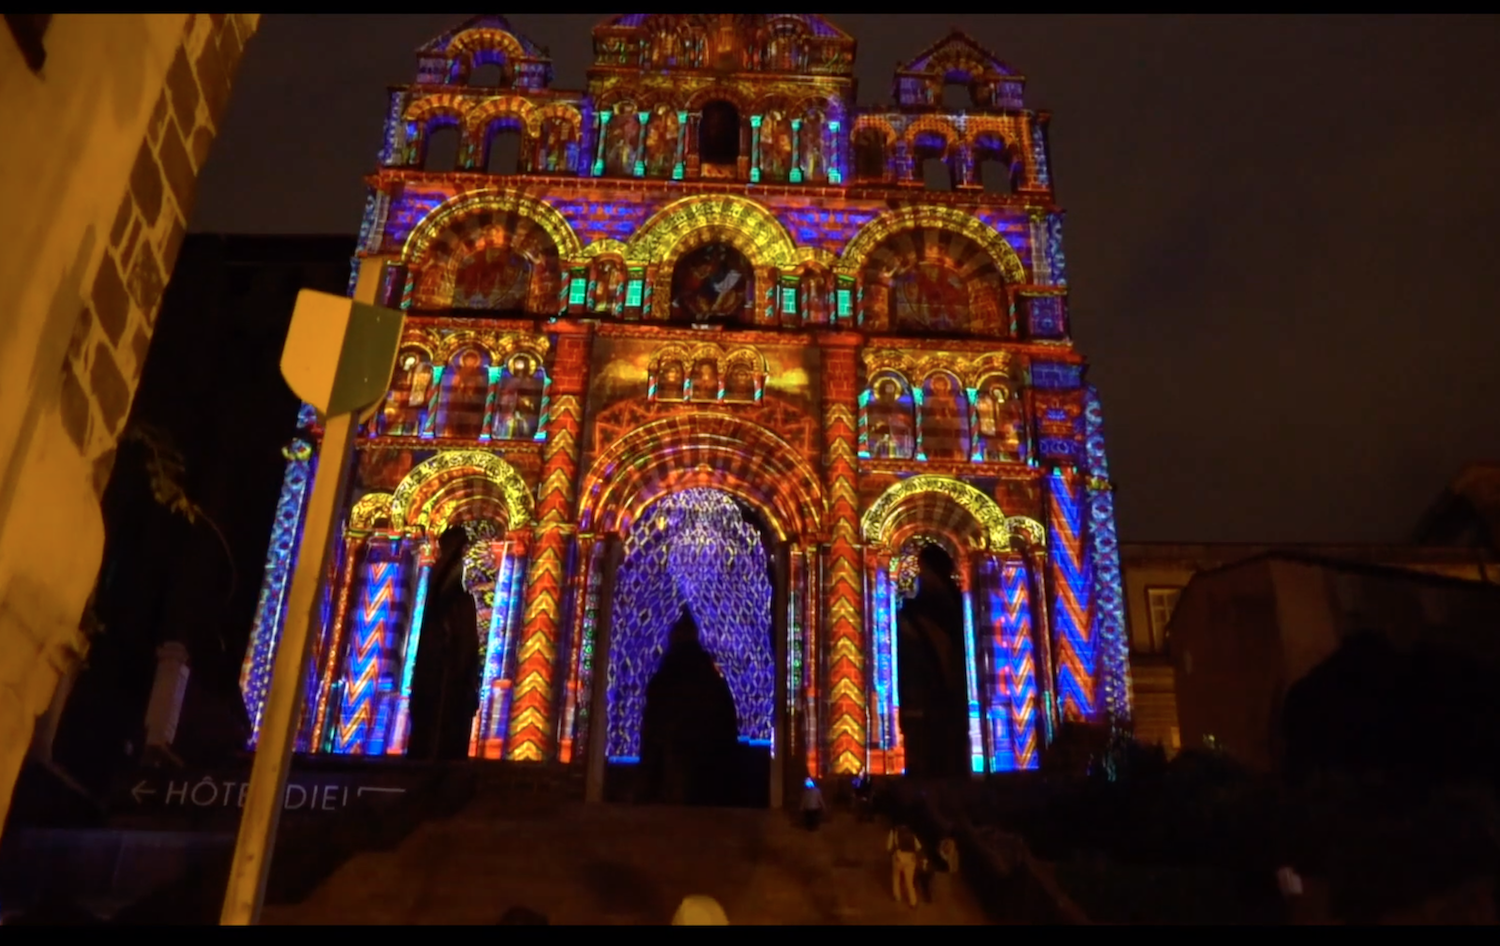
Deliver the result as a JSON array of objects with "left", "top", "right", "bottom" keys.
[
  {"left": 604, "top": 488, "right": 777, "bottom": 808},
  {"left": 574, "top": 412, "right": 826, "bottom": 809}
]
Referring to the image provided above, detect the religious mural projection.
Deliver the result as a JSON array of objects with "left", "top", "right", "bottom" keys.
[
  {"left": 243, "top": 14, "right": 1133, "bottom": 788},
  {"left": 441, "top": 348, "right": 492, "bottom": 440},
  {"left": 863, "top": 372, "right": 917, "bottom": 460},
  {"left": 893, "top": 262, "right": 971, "bottom": 333},
  {"left": 671, "top": 243, "right": 754, "bottom": 324},
  {"left": 605, "top": 489, "right": 775, "bottom": 762},
  {"left": 920, "top": 371, "right": 970, "bottom": 461},
  {"left": 494, "top": 353, "right": 546, "bottom": 440},
  {"left": 451, "top": 245, "right": 532, "bottom": 310},
  {"left": 380, "top": 351, "right": 435, "bottom": 437},
  {"left": 974, "top": 373, "right": 1029, "bottom": 463}
]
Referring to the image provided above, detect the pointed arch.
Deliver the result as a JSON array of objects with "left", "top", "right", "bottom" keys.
[
  {"left": 390, "top": 450, "right": 534, "bottom": 540},
  {"left": 838, "top": 206, "right": 1027, "bottom": 284}
]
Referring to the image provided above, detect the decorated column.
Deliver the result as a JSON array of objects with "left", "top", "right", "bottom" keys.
[
  {"left": 818, "top": 333, "right": 868, "bottom": 775},
  {"left": 307, "top": 536, "right": 372, "bottom": 752},
  {"left": 1046, "top": 467, "right": 1097, "bottom": 725},
  {"left": 507, "top": 325, "right": 593, "bottom": 762}
]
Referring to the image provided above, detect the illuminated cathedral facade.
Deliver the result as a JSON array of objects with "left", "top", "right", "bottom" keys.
[{"left": 240, "top": 14, "right": 1130, "bottom": 785}]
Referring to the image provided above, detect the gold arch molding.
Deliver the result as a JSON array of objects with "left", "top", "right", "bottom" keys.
[
  {"left": 389, "top": 450, "right": 534, "bottom": 537},
  {"left": 862, "top": 475, "right": 1044, "bottom": 552}
]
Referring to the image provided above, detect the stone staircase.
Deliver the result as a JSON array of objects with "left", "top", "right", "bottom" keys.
[{"left": 263, "top": 787, "right": 998, "bottom": 926}]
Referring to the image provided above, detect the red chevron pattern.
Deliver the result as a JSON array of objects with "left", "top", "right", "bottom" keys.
[
  {"left": 821, "top": 341, "right": 868, "bottom": 775},
  {"left": 506, "top": 388, "right": 586, "bottom": 761}
]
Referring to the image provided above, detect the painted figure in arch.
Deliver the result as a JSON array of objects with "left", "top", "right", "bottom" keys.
[
  {"left": 445, "top": 349, "right": 491, "bottom": 440},
  {"left": 382, "top": 352, "right": 433, "bottom": 437},
  {"left": 802, "top": 110, "right": 827, "bottom": 182},
  {"left": 657, "top": 359, "right": 688, "bottom": 402},
  {"left": 920, "top": 373, "right": 968, "bottom": 461},
  {"left": 645, "top": 105, "right": 681, "bottom": 178},
  {"left": 724, "top": 361, "right": 758, "bottom": 403},
  {"left": 605, "top": 104, "right": 640, "bottom": 176},
  {"left": 801, "top": 270, "right": 831, "bottom": 326},
  {"left": 495, "top": 353, "right": 545, "bottom": 441},
  {"left": 593, "top": 259, "right": 626, "bottom": 314},
  {"left": 976, "top": 379, "right": 1027, "bottom": 462},
  {"left": 691, "top": 359, "right": 720, "bottom": 401},
  {"left": 760, "top": 111, "right": 793, "bottom": 182},
  {"left": 868, "top": 375, "right": 916, "bottom": 460}
]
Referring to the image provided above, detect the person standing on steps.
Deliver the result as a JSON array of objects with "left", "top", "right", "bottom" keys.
[
  {"left": 800, "top": 777, "right": 826, "bottom": 831},
  {"left": 888, "top": 823, "right": 923, "bottom": 908}
]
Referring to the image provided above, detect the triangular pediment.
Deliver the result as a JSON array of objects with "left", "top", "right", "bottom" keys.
[{"left": 901, "top": 29, "right": 1018, "bottom": 79}]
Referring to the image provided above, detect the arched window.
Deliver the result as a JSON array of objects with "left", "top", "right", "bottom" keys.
[
  {"left": 699, "top": 100, "right": 741, "bottom": 167},
  {"left": 853, "top": 129, "right": 886, "bottom": 182},
  {"left": 424, "top": 123, "right": 462, "bottom": 172},
  {"left": 486, "top": 123, "right": 523, "bottom": 175},
  {"left": 469, "top": 62, "right": 504, "bottom": 87},
  {"left": 973, "top": 133, "right": 1014, "bottom": 195},
  {"left": 913, "top": 132, "right": 953, "bottom": 191}
]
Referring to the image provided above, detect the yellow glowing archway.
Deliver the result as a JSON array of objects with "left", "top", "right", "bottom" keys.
[
  {"left": 628, "top": 194, "right": 800, "bottom": 269},
  {"left": 348, "top": 493, "right": 396, "bottom": 535},
  {"left": 837, "top": 205, "right": 1028, "bottom": 284},
  {"left": 403, "top": 189, "right": 585, "bottom": 268},
  {"left": 390, "top": 450, "right": 534, "bottom": 538},
  {"left": 863, "top": 475, "right": 1018, "bottom": 552}
]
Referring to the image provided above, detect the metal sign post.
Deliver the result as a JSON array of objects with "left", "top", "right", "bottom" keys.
[{"left": 220, "top": 288, "right": 403, "bottom": 926}]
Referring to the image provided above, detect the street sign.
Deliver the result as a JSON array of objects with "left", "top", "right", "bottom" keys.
[
  {"left": 280, "top": 290, "right": 405, "bottom": 422},
  {"left": 223, "top": 279, "right": 405, "bottom": 927},
  {"left": 120, "top": 771, "right": 415, "bottom": 819}
]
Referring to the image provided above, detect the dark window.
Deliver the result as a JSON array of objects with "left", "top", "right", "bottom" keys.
[
  {"left": 699, "top": 100, "right": 741, "bottom": 166},
  {"left": 424, "top": 125, "right": 461, "bottom": 172},
  {"left": 487, "top": 127, "right": 522, "bottom": 175},
  {"left": 5, "top": 14, "right": 52, "bottom": 73}
]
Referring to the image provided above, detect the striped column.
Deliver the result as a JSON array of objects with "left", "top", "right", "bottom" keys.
[
  {"left": 819, "top": 334, "right": 867, "bottom": 775},
  {"left": 507, "top": 327, "right": 592, "bottom": 762}
]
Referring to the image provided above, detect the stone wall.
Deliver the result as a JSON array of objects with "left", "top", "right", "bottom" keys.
[{"left": 0, "top": 13, "right": 260, "bottom": 839}]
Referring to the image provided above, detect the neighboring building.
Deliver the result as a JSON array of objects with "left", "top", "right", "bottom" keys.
[
  {"left": 240, "top": 13, "right": 1132, "bottom": 806},
  {"left": 39, "top": 235, "right": 354, "bottom": 792},
  {"left": 1166, "top": 551, "right": 1500, "bottom": 773},
  {"left": 0, "top": 14, "right": 259, "bottom": 838},
  {"left": 1121, "top": 542, "right": 1495, "bottom": 751}
]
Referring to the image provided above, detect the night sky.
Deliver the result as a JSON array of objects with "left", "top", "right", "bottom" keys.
[{"left": 191, "top": 14, "right": 1500, "bottom": 545}]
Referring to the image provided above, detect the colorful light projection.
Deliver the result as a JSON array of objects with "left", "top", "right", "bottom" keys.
[
  {"left": 241, "top": 406, "right": 318, "bottom": 747},
  {"left": 240, "top": 14, "right": 1136, "bottom": 775},
  {"left": 605, "top": 488, "right": 775, "bottom": 763}
]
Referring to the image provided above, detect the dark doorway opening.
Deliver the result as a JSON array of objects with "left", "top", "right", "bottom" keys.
[
  {"left": 407, "top": 527, "right": 481, "bottom": 761},
  {"left": 698, "top": 100, "right": 741, "bottom": 167},
  {"left": 896, "top": 544, "right": 971, "bottom": 778}
]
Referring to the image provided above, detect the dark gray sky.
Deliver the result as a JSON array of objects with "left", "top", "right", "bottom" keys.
[{"left": 192, "top": 14, "right": 1500, "bottom": 545}]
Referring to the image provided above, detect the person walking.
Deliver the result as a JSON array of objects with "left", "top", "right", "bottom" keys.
[
  {"left": 888, "top": 823, "right": 922, "bottom": 908},
  {"left": 800, "top": 778, "right": 826, "bottom": 831}
]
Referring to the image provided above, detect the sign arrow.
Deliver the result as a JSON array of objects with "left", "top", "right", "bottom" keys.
[{"left": 131, "top": 781, "right": 157, "bottom": 804}]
